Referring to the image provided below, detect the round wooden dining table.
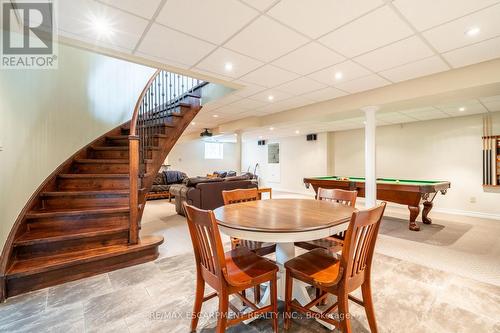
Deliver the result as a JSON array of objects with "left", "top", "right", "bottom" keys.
[{"left": 213, "top": 198, "right": 355, "bottom": 328}]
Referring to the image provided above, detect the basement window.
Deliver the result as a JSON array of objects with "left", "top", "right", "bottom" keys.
[{"left": 204, "top": 142, "right": 223, "bottom": 160}]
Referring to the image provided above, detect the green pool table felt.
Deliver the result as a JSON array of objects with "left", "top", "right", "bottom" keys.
[{"left": 312, "top": 176, "right": 445, "bottom": 186}]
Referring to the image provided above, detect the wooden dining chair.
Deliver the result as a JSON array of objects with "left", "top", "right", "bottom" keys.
[
  {"left": 183, "top": 202, "right": 279, "bottom": 333},
  {"left": 295, "top": 188, "right": 358, "bottom": 252},
  {"left": 222, "top": 188, "right": 277, "bottom": 303},
  {"left": 222, "top": 188, "right": 277, "bottom": 256},
  {"left": 284, "top": 202, "right": 386, "bottom": 333}
]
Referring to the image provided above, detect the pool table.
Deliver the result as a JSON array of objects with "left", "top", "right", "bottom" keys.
[{"left": 303, "top": 176, "right": 451, "bottom": 231}]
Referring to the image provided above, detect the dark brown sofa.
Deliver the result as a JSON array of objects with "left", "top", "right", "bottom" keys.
[{"left": 170, "top": 175, "right": 257, "bottom": 216}]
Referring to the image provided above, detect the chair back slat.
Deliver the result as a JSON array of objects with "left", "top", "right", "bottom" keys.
[
  {"left": 183, "top": 202, "right": 226, "bottom": 280},
  {"left": 341, "top": 202, "right": 386, "bottom": 286},
  {"left": 222, "top": 188, "right": 259, "bottom": 205},
  {"left": 222, "top": 188, "right": 263, "bottom": 249},
  {"left": 317, "top": 188, "right": 357, "bottom": 240},
  {"left": 317, "top": 188, "right": 357, "bottom": 207}
]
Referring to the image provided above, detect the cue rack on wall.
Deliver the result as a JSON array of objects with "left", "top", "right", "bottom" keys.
[{"left": 482, "top": 115, "right": 500, "bottom": 187}]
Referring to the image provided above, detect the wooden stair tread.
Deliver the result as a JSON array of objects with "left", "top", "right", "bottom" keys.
[
  {"left": 75, "top": 158, "right": 129, "bottom": 164},
  {"left": 26, "top": 206, "right": 129, "bottom": 219},
  {"left": 106, "top": 135, "right": 128, "bottom": 140},
  {"left": 41, "top": 190, "right": 130, "bottom": 197},
  {"left": 58, "top": 173, "right": 129, "bottom": 178},
  {"left": 14, "top": 226, "right": 129, "bottom": 246},
  {"left": 7, "top": 236, "right": 164, "bottom": 278},
  {"left": 91, "top": 146, "right": 129, "bottom": 151},
  {"left": 75, "top": 158, "right": 152, "bottom": 164}
]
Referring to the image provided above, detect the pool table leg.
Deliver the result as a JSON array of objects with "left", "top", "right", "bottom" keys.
[
  {"left": 422, "top": 201, "right": 433, "bottom": 224},
  {"left": 408, "top": 205, "right": 420, "bottom": 231}
]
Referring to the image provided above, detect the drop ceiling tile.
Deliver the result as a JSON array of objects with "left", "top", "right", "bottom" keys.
[
  {"left": 210, "top": 93, "right": 241, "bottom": 106},
  {"left": 236, "top": 110, "right": 269, "bottom": 118},
  {"left": 423, "top": 4, "right": 500, "bottom": 53},
  {"left": 99, "top": 0, "right": 162, "bottom": 19},
  {"left": 135, "top": 51, "right": 190, "bottom": 69},
  {"left": 442, "top": 36, "right": 500, "bottom": 68},
  {"left": 480, "top": 95, "right": 500, "bottom": 103},
  {"left": 379, "top": 56, "right": 449, "bottom": 82},
  {"left": 137, "top": 23, "right": 216, "bottom": 67},
  {"left": 190, "top": 68, "right": 234, "bottom": 81},
  {"left": 271, "top": 42, "right": 345, "bottom": 75},
  {"left": 214, "top": 104, "right": 248, "bottom": 115},
  {"left": 275, "top": 77, "right": 327, "bottom": 95},
  {"left": 156, "top": 0, "right": 258, "bottom": 44},
  {"left": 399, "top": 107, "right": 449, "bottom": 120},
  {"left": 256, "top": 96, "right": 314, "bottom": 113},
  {"left": 239, "top": 0, "right": 278, "bottom": 11},
  {"left": 319, "top": 6, "right": 414, "bottom": 57},
  {"left": 58, "top": 0, "right": 149, "bottom": 51},
  {"left": 302, "top": 87, "right": 347, "bottom": 102},
  {"left": 229, "top": 98, "right": 267, "bottom": 110},
  {"left": 225, "top": 16, "right": 308, "bottom": 62},
  {"left": 480, "top": 95, "right": 500, "bottom": 112},
  {"left": 482, "top": 100, "right": 500, "bottom": 112},
  {"left": 436, "top": 99, "right": 483, "bottom": 109},
  {"left": 441, "top": 106, "right": 488, "bottom": 116},
  {"left": 232, "top": 82, "right": 267, "bottom": 97},
  {"left": 267, "top": 0, "right": 384, "bottom": 39},
  {"left": 436, "top": 99, "right": 488, "bottom": 116},
  {"left": 377, "top": 112, "right": 419, "bottom": 124},
  {"left": 333, "top": 74, "right": 390, "bottom": 93},
  {"left": 308, "top": 60, "right": 372, "bottom": 85},
  {"left": 249, "top": 89, "right": 292, "bottom": 103},
  {"left": 393, "top": 0, "right": 498, "bottom": 31},
  {"left": 354, "top": 36, "right": 434, "bottom": 72},
  {"left": 195, "top": 48, "right": 264, "bottom": 79},
  {"left": 239, "top": 64, "right": 299, "bottom": 87}
]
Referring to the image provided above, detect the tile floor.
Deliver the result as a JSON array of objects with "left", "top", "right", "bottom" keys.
[{"left": 1, "top": 192, "right": 499, "bottom": 332}]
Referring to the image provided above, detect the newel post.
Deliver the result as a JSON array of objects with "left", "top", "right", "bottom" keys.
[{"left": 128, "top": 135, "right": 140, "bottom": 244}]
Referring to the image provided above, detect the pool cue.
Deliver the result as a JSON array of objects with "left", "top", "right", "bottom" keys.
[
  {"left": 483, "top": 117, "right": 486, "bottom": 185},
  {"left": 487, "top": 115, "right": 493, "bottom": 185},
  {"left": 482, "top": 117, "right": 486, "bottom": 185},
  {"left": 486, "top": 116, "right": 491, "bottom": 185},
  {"left": 490, "top": 116, "right": 497, "bottom": 186}
]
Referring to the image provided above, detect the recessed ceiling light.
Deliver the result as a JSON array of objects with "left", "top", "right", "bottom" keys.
[
  {"left": 191, "top": 121, "right": 196, "bottom": 125},
  {"left": 267, "top": 95, "right": 274, "bottom": 101},
  {"left": 224, "top": 62, "right": 233, "bottom": 71},
  {"left": 459, "top": 107, "right": 466, "bottom": 112},
  {"left": 91, "top": 16, "right": 114, "bottom": 38},
  {"left": 295, "top": 130, "right": 300, "bottom": 134},
  {"left": 334, "top": 71, "right": 343, "bottom": 80},
  {"left": 212, "top": 115, "right": 219, "bottom": 118},
  {"left": 465, "top": 26, "right": 480, "bottom": 37},
  {"left": 269, "top": 127, "right": 274, "bottom": 131}
]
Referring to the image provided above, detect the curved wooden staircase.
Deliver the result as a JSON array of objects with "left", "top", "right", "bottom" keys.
[{"left": 0, "top": 70, "right": 205, "bottom": 301}]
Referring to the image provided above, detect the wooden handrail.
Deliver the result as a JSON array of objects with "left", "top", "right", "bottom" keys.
[{"left": 129, "top": 69, "right": 161, "bottom": 136}]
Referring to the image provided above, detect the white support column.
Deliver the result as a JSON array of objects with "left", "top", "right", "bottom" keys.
[{"left": 362, "top": 106, "right": 379, "bottom": 208}]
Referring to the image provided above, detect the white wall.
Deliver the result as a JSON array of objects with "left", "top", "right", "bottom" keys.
[
  {"left": 334, "top": 113, "right": 500, "bottom": 218},
  {"left": 241, "top": 133, "right": 329, "bottom": 193},
  {"left": 168, "top": 140, "right": 240, "bottom": 177},
  {"left": 0, "top": 43, "right": 154, "bottom": 250}
]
